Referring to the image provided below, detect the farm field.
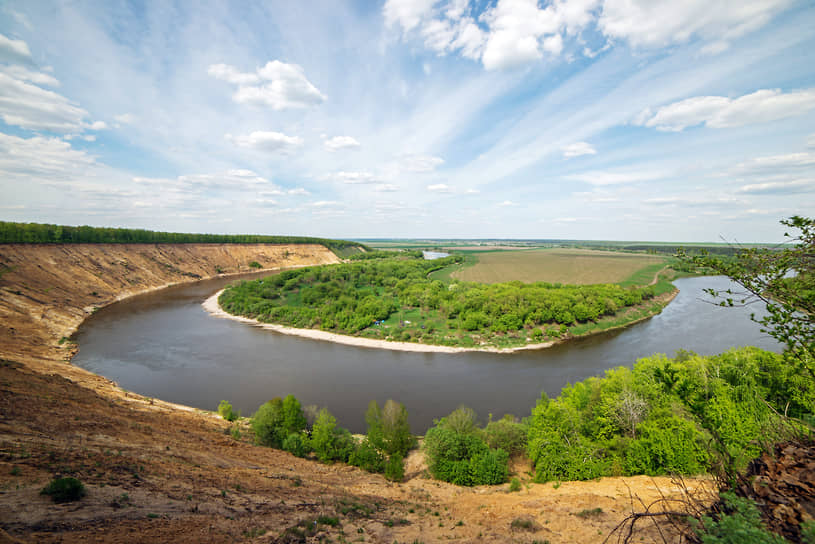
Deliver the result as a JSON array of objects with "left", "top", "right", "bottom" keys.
[{"left": 447, "top": 248, "right": 667, "bottom": 285}]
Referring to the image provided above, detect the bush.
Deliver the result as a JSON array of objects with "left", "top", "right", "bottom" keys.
[
  {"left": 311, "top": 408, "right": 355, "bottom": 462},
  {"left": 249, "top": 261, "right": 262, "bottom": 268},
  {"left": 282, "top": 432, "right": 309, "bottom": 458},
  {"left": 251, "top": 395, "right": 307, "bottom": 449},
  {"left": 41, "top": 477, "right": 86, "bottom": 503},
  {"left": 218, "top": 400, "right": 238, "bottom": 422},
  {"left": 424, "top": 407, "right": 509, "bottom": 486},
  {"left": 366, "top": 399, "right": 415, "bottom": 458},
  {"left": 384, "top": 453, "right": 405, "bottom": 482},
  {"left": 483, "top": 416, "right": 528, "bottom": 455},
  {"left": 349, "top": 438, "right": 385, "bottom": 473},
  {"left": 693, "top": 492, "right": 787, "bottom": 544},
  {"left": 624, "top": 414, "right": 708, "bottom": 476},
  {"left": 509, "top": 477, "right": 521, "bottom": 492}
]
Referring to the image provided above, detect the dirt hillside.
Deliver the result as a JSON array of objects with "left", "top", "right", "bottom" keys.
[{"left": 0, "top": 243, "right": 710, "bottom": 543}]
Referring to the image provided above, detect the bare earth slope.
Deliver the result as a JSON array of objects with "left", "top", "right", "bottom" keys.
[{"left": 0, "top": 243, "right": 708, "bottom": 543}]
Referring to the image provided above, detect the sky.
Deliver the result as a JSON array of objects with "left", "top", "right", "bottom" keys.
[{"left": 0, "top": 0, "right": 814, "bottom": 242}]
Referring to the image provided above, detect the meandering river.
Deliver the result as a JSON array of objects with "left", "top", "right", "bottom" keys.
[{"left": 73, "top": 274, "right": 780, "bottom": 433}]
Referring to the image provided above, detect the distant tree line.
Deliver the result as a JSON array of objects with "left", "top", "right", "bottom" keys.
[{"left": 0, "top": 221, "right": 363, "bottom": 252}]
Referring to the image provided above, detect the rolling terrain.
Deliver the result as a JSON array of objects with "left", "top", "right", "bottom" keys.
[{"left": 0, "top": 243, "right": 709, "bottom": 543}]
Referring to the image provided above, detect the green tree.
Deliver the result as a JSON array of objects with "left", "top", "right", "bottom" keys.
[{"left": 678, "top": 216, "right": 813, "bottom": 371}]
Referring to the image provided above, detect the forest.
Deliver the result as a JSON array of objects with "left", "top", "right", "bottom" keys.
[
  {"left": 0, "top": 221, "right": 362, "bottom": 252},
  {"left": 218, "top": 251, "right": 669, "bottom": 348}
]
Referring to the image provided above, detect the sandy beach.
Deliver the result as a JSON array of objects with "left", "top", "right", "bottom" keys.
[{"left": 202, "top": 290, "right": 557, "bottom": 354}]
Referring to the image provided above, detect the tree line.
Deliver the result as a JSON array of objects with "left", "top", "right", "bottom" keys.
[{"left": 0, "top": 221, "right": 362, "bottom": 252}]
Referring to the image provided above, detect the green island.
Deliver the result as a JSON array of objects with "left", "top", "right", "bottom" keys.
[{"left": 218, "top": 249, "right": 682, "bottom": 350}]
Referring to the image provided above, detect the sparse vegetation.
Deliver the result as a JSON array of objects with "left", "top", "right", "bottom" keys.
[{"left": 217, "top": 399, "right": 238, "bottom": 421}]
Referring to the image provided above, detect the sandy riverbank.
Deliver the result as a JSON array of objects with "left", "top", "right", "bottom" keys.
[{"left": 203, "top": 290, "right": 558, "bottom": 354}]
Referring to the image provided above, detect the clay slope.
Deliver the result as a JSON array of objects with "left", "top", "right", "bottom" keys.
[{"left": 0, "top": 243, "right": 709, "bottom": 543}]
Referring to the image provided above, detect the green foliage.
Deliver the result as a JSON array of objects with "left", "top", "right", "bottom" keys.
[
  {"left": 217, "top": 400, "right": 238, "bottom": 422},
  {"left": 527, "top": 347, "right": 806, "bottom": 482},
  {"left": 483, "top": 416, "right": 528, "bottom": 455},
  {"left": 366, "top": 400, "right": 414, "bottom": 457},
  {"left": 40, "top": 477, "right": 86, "bottom": 503},
  {"left": 282, "top": 432, "right": 309, "bottom": 458},
  {"left": 349, "top": 438, "right": 385, "bottom": 473},
  {"left": 0, "top": 220, "right": 363, "bottom": 251},
  {"left": 251, "top": 394, "right": 307, "bottom": 448},
  {"left": 802, "top": 520, "right": 815, "bottom": 544},
  {"left": 248, "top": 261, "right": 262, "bottom": 269},
  {"left": 219, "top": 251, "right": 657, "bottom": 348},
  {"left": 693, "top": 492, "right": 787, "bottom": 544},
  {"left": 311, "top": 408, "right": 355, "bottom": 462},
  {"left": 508, "top": 477, "right": 521, "bottom": 492},
  {"left": 678, "top": 216, "right": 813, "bottom": 368},
  {"left": 384, "top": 453, "right": 405, "bottom": 482},
  {"left": 423, "top": 407, "right": 509, "bottom": 486}
]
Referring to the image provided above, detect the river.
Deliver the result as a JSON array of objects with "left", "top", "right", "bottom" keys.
[{"left": 73, "top": 274, "right": 780, "bottom": 433}]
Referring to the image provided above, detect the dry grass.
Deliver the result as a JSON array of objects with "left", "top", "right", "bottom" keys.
[{"left": 450, "top": 249, "right": 666, "bottom": 285}]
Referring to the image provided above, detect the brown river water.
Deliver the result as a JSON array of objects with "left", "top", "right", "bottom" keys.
[{"left": 73, "top": 273, "right": 780, "bottom": 433}]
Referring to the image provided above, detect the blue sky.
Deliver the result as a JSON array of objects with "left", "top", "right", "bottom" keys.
[{"left": 1, "top": 0, "right": 813, "bottom": 242}]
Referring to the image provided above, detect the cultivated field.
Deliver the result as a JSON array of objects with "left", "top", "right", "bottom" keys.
[{"left": 448, "top": 248, "right": 667, "bottom": 285}]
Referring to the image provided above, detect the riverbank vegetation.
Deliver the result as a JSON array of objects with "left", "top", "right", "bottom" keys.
[
  {"left": 0, "top": 220, "right": 364, "bottom": 254},
  {"left": 219, "top": 252, "right": 674, "bottom": 349}
]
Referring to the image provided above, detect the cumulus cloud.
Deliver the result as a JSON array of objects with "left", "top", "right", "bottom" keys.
[
  {"left": 0, "top": 72, "right": 88, "bottom": 132},
  {"left": 208, "top": 61, "right": 326, "bottom": 110},
  {"left": 561, "top": 141, "right": 596, "bottom": 158},
  {"left": 226, "top": 131, "right": 303, "bottom": 152},
  {"left": 385, "top": 0, "right": 792, "bottom": 70},
  {"left": 0, "top": 33, "right": 31, "bottom": 63},
  {"left": 427, "top": 183, "right": 452, "bottom": 192},
  {"left": 324, "top": 135, "right": 361, "bottom": 151},
  {"left": 636, "top": 89, "right": 815, "bottom": 131}
]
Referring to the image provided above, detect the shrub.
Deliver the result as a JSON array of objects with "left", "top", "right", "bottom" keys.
[
  {"left": 424, "top": 407, "right": 509, "bottom": 486},
  {"left": 349, "top": 438, "right": 385, "bottom": 473},
  {"left": 311, "top": 408, "right": 355, "bottom": 462},
  {"left": 509, "top": 477, "right": 521, "bottom": 492},
  {"left": 624, "top": 414, "right": 708, "bottom": 476},
  {"left": 282, "top": 432, "right": 309, "bottom": 458},
  {"left": 693, "top": 492, "right": 786, "bottom": 544},
  {"left": 41, "top": 477, "right": 86, "bottom": 503},
  {"left": 249, "top": 261, "right": 262, "bottom": 269},
  {"left": 483, "top": 416, "right": 527, "bottom": 455},
  {"left": 218, "top": 400, "right": 238, "bottom": 422},
  {"left": 384, "top": 453, "right": 405, "bottom": 482},
  {"left": 366, "top": 399, "right": 415, "bottom": 458},
  {"left": 251, "top": 394, "right": 307, "bottom": 448}
]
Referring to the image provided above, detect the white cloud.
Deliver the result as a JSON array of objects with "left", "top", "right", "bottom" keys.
[
  {"left": 427, "top": 183, "right": 452, "bottom": 192},
  {"left": 497, "top": 199, "right": 516, "bottom": 206},
  {"left": 0, "top": 132, "right": 95, "bottom": 179},
  {"left": 464, "top": 188, "right": 480, "bottom": 194},
  {"left": 732, "top": 152, "right": 815, "bottom": 173},
  {"left": 209, "top": 61, "right": 326, "bottom": 110},
  {"left": 599, "top": 0, "right": 792, "bottom": 50},
  {"left": 324, "top": 135, "right": 361, "bottom": 151},
  {"left": 561, "top": 141, "right": 596, "bottom": 158},
  {"left": 737, "top": 179, "right": 814, "bottom": 195},
  {"left": 287, "top": 187, "right": 310, "bottom": 195},
  {"left": 327, "top": 171, "right": 378, "bottom": 184},
  {"left": 83, "top": 134, "right": 96, "bottom": 142},
  {"left": 0, "top": 72, "right": 88, "bottom": 132},
  {"left": 375, "top": 184, "right": 400, "bottom": 192},
  {"left": 383, "top": 0, "right": 436, "bottom": 32},
  {"left": 0, "top": 33, "right": 31, "bottom": 63},
  {"left": 88, "top": 120, "right": 107, "bottom": 130},
  {"left": 568, "top": 170, "right": 664, "bottom": 185},
  {"left": 0, "top": 65, "right": 59, "bottom": 86},
  {"left": 808, "top": 134, "right": 815, "bottom": 149},
  {"left": 226, "top": 131, "right": 303, "bottom": 152},
  {"left": 636, "top": 89, "right": 815, "bottom": 131}
]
